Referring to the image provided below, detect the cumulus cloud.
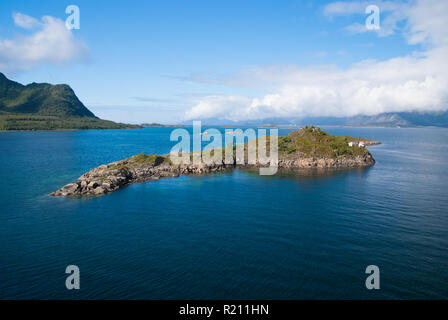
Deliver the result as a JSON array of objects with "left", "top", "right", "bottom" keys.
[
  {"left": 12, "top": 12, "right": 41, "bottom": 29},
  {"left": 0, "top": 13, "right": 88, "bottom": 72},
  {"left": 185, "top": 0, "right": 448, "bottom": 121}
]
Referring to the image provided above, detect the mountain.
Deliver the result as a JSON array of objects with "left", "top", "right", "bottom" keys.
[
  {"left": 0, "top": 72, "right": 96, "bottom": 118},
  {"left": 346, "top": 111, "right": 448, "bottom": 127},
  {"left": 0, "top": 72, "right": 140, "bottom": 130},
  {"left": 196, "top": 111, "right": 448, "bottom": 128}
]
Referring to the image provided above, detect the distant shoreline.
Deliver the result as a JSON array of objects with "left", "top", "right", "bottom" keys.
[
  {"left": 0, "top": 127, "right": 142, "bottom": 132},
  {"left": 140, "top": 123, "right": 184, "bottom": 128},
  {"left": 2, "top": 124, "right": 447, "bottom": 132}
]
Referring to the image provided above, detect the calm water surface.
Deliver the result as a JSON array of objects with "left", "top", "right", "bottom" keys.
[{"left": 0, "top": 127, "right": 447, "bottom": 299}]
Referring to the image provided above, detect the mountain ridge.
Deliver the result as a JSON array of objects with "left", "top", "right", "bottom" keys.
[
  {"left": 192, "top": 110, "right": 448, "bottom": 128},
  {"left": 0, "top": 72, "right": 139, "bottom": 130},
  {"left": 0, "top": 72, "right": 95, "bottom": 118}
]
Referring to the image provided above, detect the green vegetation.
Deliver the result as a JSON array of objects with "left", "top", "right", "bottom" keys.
[
  {"left": 278, "top": 136, "right": 297, "bottom": 154},
  {"left": 0, "top": 72, "right": 140, "bottom": 130},
  {"left": 0, "top": 114, "right": 140, "bottom": 130},
  {"left": 106, "top": 127, "right": 373, "bottom": 173},
  {"left": 129, "top": 152, "right": 172, "bottom": 166},
  {"left": 109, "top": 163, "right": 130, "bottom": 171},
  {"left": 0, "top": 72, "right": 95, "bottom": 117},
  {"left": 278, "top": 126, "right": 368, "bottom": 159}
]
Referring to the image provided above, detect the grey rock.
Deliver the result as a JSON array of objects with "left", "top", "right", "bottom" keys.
[
  {"left": 50, "top": 143, "right": 376, "bottom": 197},
  {"left": 93, "top": 187, "right": 106, "bottom": 195},
  {"left": 87, "top": 181, "right": 99, "bottom": 188}
]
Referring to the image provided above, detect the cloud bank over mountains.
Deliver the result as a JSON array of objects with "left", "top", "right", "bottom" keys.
[
  {"left": 0, "top": 13, "right": 88, "bottom": 73},
  {"left": 185, "top": 0, "right": 448, "bottom": 121}
]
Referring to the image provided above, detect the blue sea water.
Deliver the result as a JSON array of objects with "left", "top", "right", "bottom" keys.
[{"left": 0, "top": 126, "right": 447, "bottom": 299}]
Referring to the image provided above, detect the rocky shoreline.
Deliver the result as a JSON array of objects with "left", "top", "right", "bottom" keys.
[
  {"left": 50, "top": 127, "right": 379, "bottom": 197},
  {"left": 49, "top": 152, "right": 376, "bottom": 197}
]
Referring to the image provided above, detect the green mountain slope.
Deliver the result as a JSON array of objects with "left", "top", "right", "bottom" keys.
[{"left": 0, "top": 72, "right": 140, "bottom": 130}]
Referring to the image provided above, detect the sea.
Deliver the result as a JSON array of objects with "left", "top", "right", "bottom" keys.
[{"left": 0, "top": 126, "right": 447, "bottom": 299}]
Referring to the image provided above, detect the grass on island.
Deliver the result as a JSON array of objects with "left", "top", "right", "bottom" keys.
[
  {"left": 108, "top": 153, "right": 172, "bottom": 171},
  {"left": 278, "top": 126, "right": 368, "bottom": 158},
  {"left": 109, "top": 126, "right": 373, "bottom": 172},
  {"left": 130, "top": 152, "right": 172, "bottom": 165}
]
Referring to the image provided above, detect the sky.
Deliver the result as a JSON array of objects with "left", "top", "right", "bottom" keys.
[{"left": 0, "top": 0, "right": 447, "bottom": 123}]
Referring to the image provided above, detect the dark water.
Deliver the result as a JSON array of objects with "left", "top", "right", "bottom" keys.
[{"left": 0, "top": 127, "right": 447, "bottom": 299}]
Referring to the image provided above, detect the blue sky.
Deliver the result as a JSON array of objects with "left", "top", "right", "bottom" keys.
[{"left": 0, "top": 0, "right": 445, "bottom": 123}]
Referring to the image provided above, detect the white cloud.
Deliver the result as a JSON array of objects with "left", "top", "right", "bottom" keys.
[
  {"left": 12, "top": 12, "right": 41, "bottom": 29},
  {"left": 185, "top": 0, "right": 448, "bottom": 121},
  {"left": 186, "top": 96, "right": 252, "bottom": 120},
  {"left": 0, "top": 13, "right": 88, "bottom": 73},
  {"left": 406, "top": 0, "right": 448, "bottom": 47}
]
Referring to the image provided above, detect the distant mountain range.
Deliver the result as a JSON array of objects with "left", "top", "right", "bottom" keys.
[
  {"left": 2, "top": 72, "right": 447, "bottom": 129},
  {"left": 0, "top": 72, "right": 139, "bottom": 130},
  {"left": 196, "top": 111, "right": 448, "bottom": 128},
  {"left": 346, "top": 111, "right": 448, "bottom": 127}
]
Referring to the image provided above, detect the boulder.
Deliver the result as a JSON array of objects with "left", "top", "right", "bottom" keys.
[
  {"left": 93, "top": 187, "right": 106, "bottom": 195},
  {"left": 87, "top": 181, "right": 99, "bottom": 188},
  {"left": 61, "top": 183, "right": 79, "bottom": 194},
  {"left": 62, "top": 183, "right": 78, "bottom": 190}
]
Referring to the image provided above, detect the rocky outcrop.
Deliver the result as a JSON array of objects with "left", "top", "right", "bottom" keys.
[
  {"left": 278, "top": 153, "right": 375, "bottom": 168},
  {"left": 50, "top": 150, "right": 376, "bottom": 197},
  {"left": 50, "top": 127, "right": 379, "bottom": 197}
]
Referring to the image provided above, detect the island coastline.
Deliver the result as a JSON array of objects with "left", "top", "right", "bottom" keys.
[{"left": 50, "top": 127, "right": 379, "bottom": 197}]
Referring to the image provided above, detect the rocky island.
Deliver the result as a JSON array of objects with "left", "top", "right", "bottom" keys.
[{"left": 50, "top": 126, "right": 379, "bottom": 197}]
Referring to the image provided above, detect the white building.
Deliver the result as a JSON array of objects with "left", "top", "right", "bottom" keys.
[{"left": 348, "top": 141, "right": 366, "bottom": 147}]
